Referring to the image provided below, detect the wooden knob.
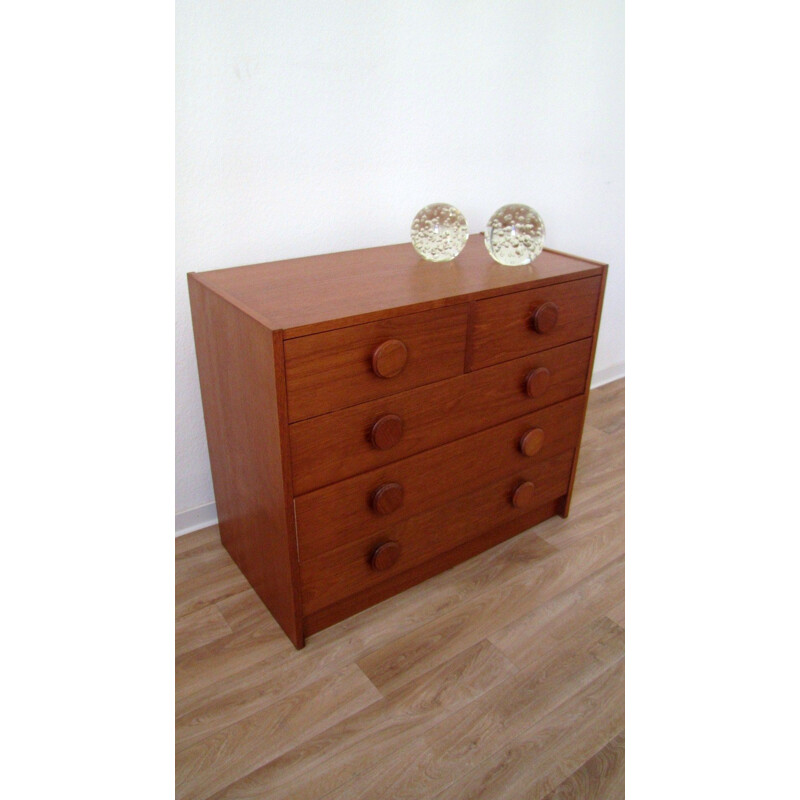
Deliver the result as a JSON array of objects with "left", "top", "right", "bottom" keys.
[
  {"left": 531, "top": 302, "right": 559, "bottom": 334},
  {"left": 525, "top": 367, "right": 551, "bottom": 398},
  {"left": 371, "top": 482, "right": 404, "bottom": 515},
  {"left": 512, "top": 481, "right": 536, "bottom": 509},
  {"left": 371, "top": 541, "right": 401, "bottom": 571},
  {"left": 372, "top": 339, "right": 408, "bottom": 378},
  {"left": 370, "top": 414, "right": 404, "bottom": 450},
  {"left": 519, "top": 427, "right": 545, "bottom": 457}
]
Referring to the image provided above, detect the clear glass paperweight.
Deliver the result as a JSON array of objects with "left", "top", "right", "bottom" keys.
[
  {"left": 410, "top": 203, "right": 469, "bottom": 262},
  {"left": 484, "top": 204, "right": 546, "bottom": 266}
]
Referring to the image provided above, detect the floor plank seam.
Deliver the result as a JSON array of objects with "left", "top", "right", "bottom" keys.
[
  {"left": 199, "top": 638, "right": 523, "bottom": 800},
  {"left": 428, "top": 658, "right": 625, "bottom": 800},
  {"left": 351, "top": 523, "right": 619, "bottom": 676},
  {"left": 175, "top": 379, "right": 624, "bottom": 799}
]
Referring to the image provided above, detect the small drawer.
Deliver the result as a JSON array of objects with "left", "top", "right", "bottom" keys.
[
  {"left": 284, "top": 304, "right": 469, "bottom": 422},
  {"left": 289, "top": 338, "right": 593, "bottom": 494},
  {"left": 294, "top": 394, "right": 585, "bottom": 560},
  {"left": 299, "top": 449, "right": 574, "bottom": 614},
  {"left": 469, "top": 276, "right": 602, "bottom": 370}
]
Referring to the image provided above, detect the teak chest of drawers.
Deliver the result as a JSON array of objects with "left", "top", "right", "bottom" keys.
[{"left": 188, "top": 234, "right": 607, "bottom": 648}]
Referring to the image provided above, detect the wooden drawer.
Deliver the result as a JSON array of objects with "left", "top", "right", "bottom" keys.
[
  {"left": 284, "top": 304, "right": 469, "bottom": 422},
  {"left": 189, "top": 235, "right": 607, "bottom": 648},
  {"left": 294, "top": 394, "right": 584, "bottom": 560},
  {"left": 469, "top": 276, "right": 602, "bottom": 369},
  {"left": 300, "top": 449, "right": 574, "bottom": 614},
  {"left": 289, "top": 338, "right": 593, "bottom": 494}
]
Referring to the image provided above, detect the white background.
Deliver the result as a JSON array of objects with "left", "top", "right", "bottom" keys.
[{"left": 175, "top": 0, "right": 626, "bottom": 529}]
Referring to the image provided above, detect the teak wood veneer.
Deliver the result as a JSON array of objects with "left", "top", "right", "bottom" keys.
[{"left": 188, "top": 233, "right": 607, "bottom": 648}]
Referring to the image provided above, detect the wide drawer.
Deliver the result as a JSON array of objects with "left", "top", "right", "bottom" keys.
[
  {"left": 294, "top": 394, "right": 584, "bottom": 560},
  {"left": 469, "top": 276, "right": 602, "bottom": 369},
  {"left": 284, "top": 304, "right": 469, "bottom": 422},
  {"left": 300, "top": 449, "right": 574, "bottom": 614},
  {"left": 289, "top": 338, "right": 593, "bottom": 494}
]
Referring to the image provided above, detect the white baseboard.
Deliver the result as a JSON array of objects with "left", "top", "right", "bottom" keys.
[
  {"left": 177, "top": 360, "right": 624, "bottom": 537},
  {"left": 591, "top": 362, "right": 625, "bottom": 388},
  {"left": 175, "top": 502, "right": 218, "bottom": 537}
]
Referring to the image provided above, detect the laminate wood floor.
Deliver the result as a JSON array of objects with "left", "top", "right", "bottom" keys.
[{"left": 176, "top": 378, "right": 625, "bottom": 799}]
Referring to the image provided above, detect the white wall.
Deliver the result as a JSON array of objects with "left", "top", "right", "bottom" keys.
[{"left": 176, "top": 0, "right": 625, "bottom": 533}]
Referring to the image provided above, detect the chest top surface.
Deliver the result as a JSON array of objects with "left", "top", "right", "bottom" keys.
[{"left": 189, "top": 234, "right": 605, "bottom": 338}]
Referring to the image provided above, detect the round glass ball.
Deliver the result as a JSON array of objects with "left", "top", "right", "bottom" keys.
[
  {"left": 484, "top": 204, "right": 546, "bottom": 266},
  {"left": 410, "top": 203, "right": 469, "bottom": 262}
]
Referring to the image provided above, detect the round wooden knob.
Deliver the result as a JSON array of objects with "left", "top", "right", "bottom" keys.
[
  {"left": 525, "top": 367, "right": 551, "bottom": 398},
  {"left": 531, "top": 302, "right": 559, "bottom": 334},
  {"left": 519, "top": 427, "right": 545, "bottom": 457},
  {"left": 370, "top": 414, "right": 404, "bottom": 450},
  {"left": 372, "top": 339, "right": 408, "bottom": 378},
  {"left": 512, "top": 481, "right": 536, "bottom": 509},
  {"left": 371, "top": 482, "right": 404, "bottom": 515},
  {"left": 371, "top": 541, "right": 401, "bottom": 571}
]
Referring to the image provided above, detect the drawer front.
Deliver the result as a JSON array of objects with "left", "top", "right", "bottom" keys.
[
  {"left": 469, "top": 276, "right": 602, "bottom": 369},
  {"left": 284, "top": 304, "right": 469, "bottom": 422},
  {"left": 290, "top": 338, "right": 593, "bottom": 494},
  {"left": 300, "top": 449, "right": 574, "bottom": 614},
  {"left": 294, "top": 394, "right": 584, "bottom": 560}
]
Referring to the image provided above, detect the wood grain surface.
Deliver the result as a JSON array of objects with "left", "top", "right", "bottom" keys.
[
  {"left": 294, "top": 395, "right": 585, "bottom": 559},
  {"left": 284, "top": 304, "right": 468, "bottom": 421},
  {"left": 368, "top": 413, "right": 404, "bottom": 450},
  {"left": 559, "top": 265, "right": 608, "bottom": 518},
  {"left": 370, "top": 337, "right": 408, "bottom": 378},
  {"left": 301, "top": 500, "right": 562, "bottom": 638},
  {"left": 207, "top": 640, "right": 519, "bottom": 800},
  {"left": 330, "top": 617, "right": 624, "bottom": 800},
  {"left": 188, "top": 234, "right": 606, "bottom": 337},
  {"left": 540, "top": 732, "right": 625, "bottom": 800},
  {"left": 289, "top": 338, "right": 592, "bottom": 494},
  {"left": 187, "top": 277, "right": 303, "bottom": 646},
  {"left": 190, "top": 242, "right": 607, "bottom": 649},
  {"left": 299, "top": 450, "right": 574, "bottom": 615},
  {"left": 469, "top": 275, "right": 602, "bottom": 369},
  {"left": 175, "top": 378, "right": 624, "bottom": 800}
]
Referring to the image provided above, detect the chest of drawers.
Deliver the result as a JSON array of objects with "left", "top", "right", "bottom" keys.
[{"left": 188, "top": 234, "right": 607, "bottom": 648}]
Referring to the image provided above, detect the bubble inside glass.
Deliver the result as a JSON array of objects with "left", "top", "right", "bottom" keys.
[
  {"left": 484, "top": 204, "right": 546, "bottom": 266},
  {"left": 410, "top": 203, "right": 469, "bottom": 262}
]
